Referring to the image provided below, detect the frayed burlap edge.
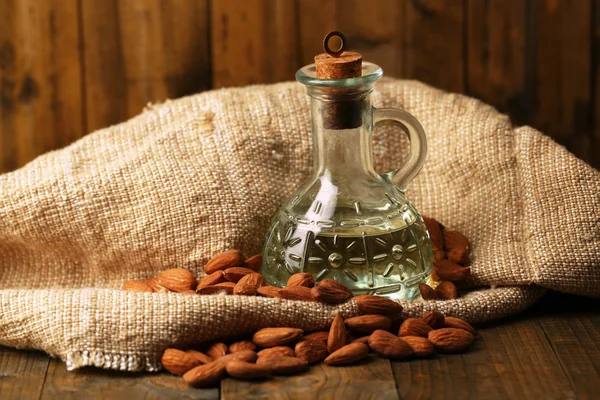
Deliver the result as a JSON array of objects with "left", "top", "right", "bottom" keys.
[{"left": 0, "top": 285, "right": 545, "bottom": 371}]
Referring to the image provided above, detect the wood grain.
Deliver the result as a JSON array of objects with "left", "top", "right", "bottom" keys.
[
  {"left": 466, "top": 0, "right": 529, "bottom": 123},
  {"left": 404, "top": 0, "right": 465, "bottom": 93},
  {"left": 1, "top": 1, "right": 599, "bottom": 170},
  {"left": 297, "top": 0, "right": 338, "bottom": 66},
  {"left": 0, "top": 0, "right": 83, "bottom": 173},
  {"left": 298, "top": 0, "right": 403, "bottom": 78},
  {"left": 594, "top": 0, "right": 600, "bottom": 169},
  {"left": 536, "top": 294, "right": 600, "bottom": 400},
  {"left": 392, "top": 318, "right": 576, "bottom": 399},
  {"left": 530, "top": 0, "right": 592, "bottom": 163},
  {"left": 211, "top": 0, "right": 299, "bottom": 87},
  {"left": 221, "top": 355, "right": 399, "bottom": 400},
  {"left": 39, "top": 357, "right": 218, "bottom": 400},
  {"left": 81, "top": 0, "right": 210, "bottom": 133},
  {"left": 0, "top": 346, "right": 50, "bottom": 400}
]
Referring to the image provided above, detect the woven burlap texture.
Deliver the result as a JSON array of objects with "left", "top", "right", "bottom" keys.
[{"left": 0, "top": 78, "right": 597, "bottom": 371}]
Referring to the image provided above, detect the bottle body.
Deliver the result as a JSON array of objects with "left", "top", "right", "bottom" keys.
[
  {"left": 262, "top": 185, "right": 433, "bottom": 299},
  {"left": 261, "top": 62, "right": 433, "bottom": 299}
]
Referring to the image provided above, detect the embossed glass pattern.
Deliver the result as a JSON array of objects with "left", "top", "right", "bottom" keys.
[{"left": 261, "top": 62, "right": 433, "bottom": 299}]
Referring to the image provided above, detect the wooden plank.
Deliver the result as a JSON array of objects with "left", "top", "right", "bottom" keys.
[
  {"left": 297, "top": 0, "right": 338, "bottom": 66},
  {"left": 78, "top": 0, "right": 126, "bottom": 133},
  {"left": 340, "top": 0, "right": 403, "bottom": 78},
  {"left": 0, "top": 346, "right": 50, "bottom": 400},
  {"left": 391, "top": 318, "right": 576, "bottom": 399},
  {"left": 81, "top": 0, "right": 211, "bottom": 133},
  {"left": 466, "top": 0, "right": 529, "bottom": 123},
  {"left": 0, "top": 0, "right": 83, "bottom": 173},
  {"left": 39, "top": 357, "right": 218, "bottom": 400},
  {"left": 221, "top": 355, "right": 399, "bottom": 400},
  {"left": 157, "top": 0, "right": 211, "bottom": 98},
  {"left": 536, "top": 293, "right": 600, "bottom": 400},
  {"left": 211, "top": 0, "right": 299, "bottom": 88},
  {"left": 530, "top": 0, "right": 592, "bottom": 163},
  {"left": 404, "top": 0, "right": 465, "bottom": 93},
  {"left": 594, "top": 0, "right": 600, "bottom": 169},
  {"left": 297, "top": 0, "right": 402, "bottom": 77}
]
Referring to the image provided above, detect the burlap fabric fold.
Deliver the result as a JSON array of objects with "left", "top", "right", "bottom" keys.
[{"left": 0, "top": 78, "right": 597, "bottom": 371}]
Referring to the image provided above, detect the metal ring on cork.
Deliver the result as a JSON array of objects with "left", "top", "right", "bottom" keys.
[{"left": 323, "top": 31, "right": 347, "bottom": 57}]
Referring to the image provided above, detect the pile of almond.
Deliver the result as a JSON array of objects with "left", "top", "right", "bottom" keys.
[
  {"left": 160, "top": 300, "right": 476, "bottom": 387},
  {"left": 420, "top": 216, "right": 472, "bottom": 300},
  {"left": 123, "top": 216, "right": 472, "bottom": 302}
]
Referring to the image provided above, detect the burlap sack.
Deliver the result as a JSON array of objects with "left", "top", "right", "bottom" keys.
[{"left": 0, "top": 78, "right": 597, "bottom": 371}]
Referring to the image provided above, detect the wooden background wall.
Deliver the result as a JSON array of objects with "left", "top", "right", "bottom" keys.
[{"left": 1, "top": 0, "right": 598, "bottom": 173}]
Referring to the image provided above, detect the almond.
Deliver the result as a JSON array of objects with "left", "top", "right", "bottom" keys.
[
  {"left": 186, "top": 350, "right": 213, "bottom": 364},
  {"left": 444, "top": 316, "right": 477, "bottom": 335},
  {"left": 228, "top": 340, "right": 257, "bottom": 353},
  {"left": 443, "top": 230, "right": 469, "bottom": 252},
  {"left": 197, "top": 284, "right": 234, "bottom": 295},
  {"left": 434, "top": 249, "right": 446, "bottom": 262},
  {"left": 423, "top": 216, "right": 444, "bottom": 251},
  {"left": 368, "top": 330, "right": 413, "bottom": 359},
  {"left": 205, "top": 342, "right": 228, "bottom": 359},
  {"left": 122, "top": 280, "right": 153, "bottom": 292},
  {"left": 145, "top": 277, "right": 169, "bottom": 292},
  {"left": 324, "top": 343, "right": 369, "bottom": 365},
  {"left": 435, "top": 281, "right": 458, "bottom": 300},
  {"left": 245, "top": 254, "right": 263, "bottom": 272},
  {"left": 223, "top": 267, "right": 257, "bottom": 283},
  {"left": 345, "top": 314, "right": 392, "bottom": 333},
  {"left": 295, "top": 340, "right": 328, "bottom": 364},
  {"left": 428, "top": 328, "right": 474, "bottom": 353},
  {"left": 196, "top": 271, "right": 227, "bottom": 290},
  {"left": 252, "top": 327, "right": 303, "bottom": 347},
  {"left": 225, "top": 360, "right": 271, "bottom": 379},
  {"left": 448, "top": 246, "right": 469, "bottom": 265},
  {"left": 421, "top": 311, "right": 445, "bottom": 329},
  {"left": 327, "top": 314, "right": 346, "bottom": 353},
  {"left": 354, "top": 295, "right": 404, "bottom": 316},
  {"left": 257, "top": 356, "right": 308, "bottom": 375},
  {"left": 301, "top": 330, "right": 329, "bottom": 343},
  {"left": 183, "top": 361, "right": 226, "bottom": 387},
  {"left": 401, "top": 336, "right": 434, "bottom": 357},
  {"left": 433, "top": 260, "right": 472, "bottom": 282},
  {"left": 233, "top": 273, "right": 264, "bottom": 296},
  {"left": 399, "top": 318, "right": 433, "bottom": 337},
  {"left": 161, "top": 348, "right": 203, "bottom": 375},
  {"left": 204, "top": 250, "right": 245, "bottom": 275},
  {"left": 419, "top": 283, "right": 439, "bottom": 300},
  {"left": 214, "top": 350, "right": 258, "bottom": 366},
  {"left": 310, "top": 279, "right": 353, "bottom": 304},
  {"left": 257, "top": 346, "right": 295, "bottom": 358},
  {"left": 257, "top": 285, "right": 281, "bottom": 298},
  {"left": 286, "top": 272, "right": 315, "bottom": 288},
  {"left": 180, "top": 289, "right": 197, "bottom": 295},
  {"left": 278, "top": 286, "right": 315, "bottom": 301},
  {"left": 157, "top": 268, "right": 197, "bottom": 292}
]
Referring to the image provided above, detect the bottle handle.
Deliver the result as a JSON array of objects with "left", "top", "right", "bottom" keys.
[{"left": 373, "top": 107, "right": 427, "bottom": 191}]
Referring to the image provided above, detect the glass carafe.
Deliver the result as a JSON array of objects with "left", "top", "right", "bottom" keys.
[{"left": 261, "top": 62, "right": 433, "bottom": 299}]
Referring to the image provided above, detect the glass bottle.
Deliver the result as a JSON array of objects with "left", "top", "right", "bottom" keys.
[{"left": 261, "top": 61, "right": 433, "bottom": 299}]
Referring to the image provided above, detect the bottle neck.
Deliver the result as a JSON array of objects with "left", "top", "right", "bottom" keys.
[{"left": 308, "top": 87, "right": 376, "bottom": 179}]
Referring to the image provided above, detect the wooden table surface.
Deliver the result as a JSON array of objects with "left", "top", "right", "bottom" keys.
[{"left": 1, "top": 291, "right": 598, "bottom": 400}]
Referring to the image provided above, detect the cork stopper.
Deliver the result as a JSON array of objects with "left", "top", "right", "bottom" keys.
[
  {"left": 313, "top": 32, "right": 365, "bottom": 130},
  {"left": 314, "top": 32, "right": 363, "bottom": 79}
]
